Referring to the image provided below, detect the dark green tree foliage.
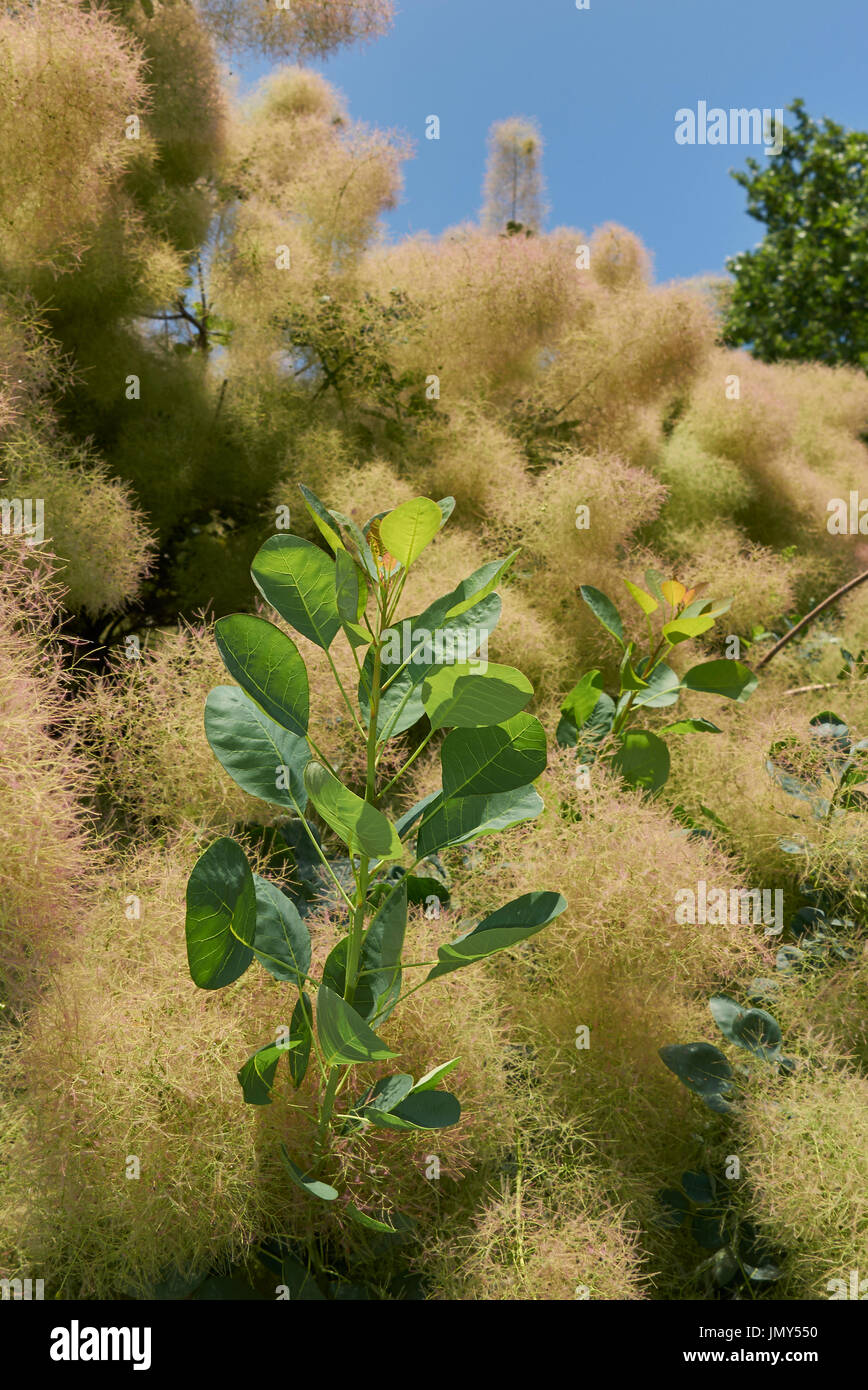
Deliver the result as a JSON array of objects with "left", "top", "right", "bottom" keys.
[{"left": 723, "top": 99, "right": 868, "bottom": 369}]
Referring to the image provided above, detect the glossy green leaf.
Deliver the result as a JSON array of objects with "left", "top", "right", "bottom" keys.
[
  {"left": 363, "top": 1073, "right": 414, "bottom": 1114},
  {"left": 364, "top": 593, "right": 501, "bottom": 739},
  {"left": 427, "top": 891, "right": 567, "bottom": 981},
  {"left": 682, "top": 659, "right": 758, "bottom": 703},
  {"left": 557, "top": 690, "right": 616, "bottom": 750},
  {"left": 623, "top": 578, "right": 659, "bottom": 614},
  {"left": 411, "top": 1058, "right": 460, "bottom": 1091},
  {"left": 344, "top": 1205, "right": 407, "bottom": 1234},
  {"left": 252, "top": 535, "right": 341, "bottom": 650},
  {"left": 560, "top": 669, "right": 607, "bottom": 729},
  {"left": 659, "top": 1042, "right": 734, "bottom": 1109},
  {"left": 422, "top": 661, "right": 533, "bottom": 731},
  {"left": 579, "top": 585, "right": 624, "bottom": 645},
  {"left": 632, "top": 661, "right": 681, "bottom": 709},
  {"left": 185, "top": 837, "right": 256, "bottom": 990},
  {"left": 416, "top": 784, "right": 544, "bottom": 858},
  {"left": 363, "top": 1089, "right": 461, "bottom": 1131},
  {"left": 280, "top": 1145, "right": 338, "bottom": 1201},
  {"left": 612, "top": 730, "right": 671, "bottom": 792},
  {"left": 619, "top": 643, "right": 648, "bottom": 691},
  {"left": 440, "top": 551, "right": 519, "bottom": 620},
  {"left": 304, "top": 761, "right": 402, "bottom": 860},
  {"left": 661, "top": 717, "right": 722, "bottom": 735},
  {"left": 440, "top": 715, "right": 547, "bottom": 799},
  {"left": 288, "top": 993, "right": 313, "bottom": 1088},
  {"left": 663, "top": 614, "right": 717, "bottom": 645},
  {"left": 316, "top": 985, "right": 398, "bottom": 1066},
  {"left": 205, "top": 685, "right": 310, "bottom": 810},
  {"left": 379, "top": 497, "right": 442, "bottom": 568},
  {"left": 298, "top": 483, "right": 344, "bottom": 554},
  {"left": 709, "top": 995, "right": 783, "bottom": 1062},
  {"left": 237, "top": 1040, "right": 298, "bottom": 1106},
  {"left": 214, "top": 614, "right": 309, "bottom": 737},
  {"left": 252, "top": 874, "right": 311, "bottom": 986},
  {"left": 334, "top": 545, "right": 367, "bottom": 624},
  {"left": 358, "top": 881, "right": 407, "bottom": 1021}
]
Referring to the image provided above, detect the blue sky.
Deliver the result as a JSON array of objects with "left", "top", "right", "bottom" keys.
[{"left": 231, "top": 0, "right": 868, "bottom": 284}]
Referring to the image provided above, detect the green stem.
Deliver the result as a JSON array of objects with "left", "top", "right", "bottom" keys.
[
  {"left": 344, "top": 600, "right": 384, "bottom": 1001},
  {"left": 315, "top": 1066, "right": 342, "bottom": 1166},
  {"left": 324, "top": 648, "right": 367, "bottom": 739},
  {"left": 379, "top": 726, "right": 437, "bottom": 797}
]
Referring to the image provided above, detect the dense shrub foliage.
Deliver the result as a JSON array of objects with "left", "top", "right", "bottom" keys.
[{"left": 0, "top": 0, "right": 866, "bottom": 1302}]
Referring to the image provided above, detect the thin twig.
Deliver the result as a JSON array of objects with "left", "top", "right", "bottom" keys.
[{"left": 755, "top": 569, "right": 868, "bottom": 669}]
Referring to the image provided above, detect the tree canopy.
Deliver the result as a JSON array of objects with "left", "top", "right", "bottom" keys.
[{"left": 723, "top": 98, "right": 868, "bottom": 371}]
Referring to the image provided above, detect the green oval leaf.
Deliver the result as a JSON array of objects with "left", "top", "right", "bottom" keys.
[
  {"left": 344, "top": 1204, "right": 409, "bottom": 1234},
  {"left": 416, "top": 784, "right": 544, "bottom": 858},
  {"left": 661, "top": 717, "right": 722, "bottom": 735},
  {"left": 422, "top": 661, "right": 533, "bottom": 731},
  {"left": 304, "top": 762, "right": 402, "bottom": 860},
  {"left": 440, "top": 551, "right": 519, "bottom": 620},
  {"left": 252, "top": 874, "right": 311, "bottom": 986},
  {"left": 252, "top": 535, "right": 341, "bottom": 650},
  {"left": 579, "top": 585, "right": 624, "bottom": 645},
  {"left": 441, "top": 714, "right": 547, "bottom": 799},
  {"left": 359, "top": 881, "right": 407, "bottom": 1022},
  {"left": 411, "top": 1058, "right": 460, "bottom": 1092},
  {"left": 214, "top": 614, "right": 309, "bottom": 736},
  {"left": 364, "top": 594, "right": 501, "bottom": 739},
  {"left": 662, "top": 615, "right": 717, "bottom": 645},
  {"left": 334, "top": 545, "right": 367, "bottom": 624},
  {"left": 298, "top": 483, "right": 345, "bottom": 554},
  {"left": 364, "top": 1073, "right": 414, "bottom": 1114},
  {"left": 631, "top": 662, "right": 682, "bottom": 709},
  {"left": 316, "top": 985, "right": 398, "bottom": 1066},
  {"left": 623, "top": 578, "right": 659, "bottom": 615},
  {"left": 280, "top": 1145, "right": 338, "bottom": 1201},
  {"left": 681, "top": 1170, "right": 716, "bottom": 1206},
  {"left": 288, "top": 993, "right": 313, "bottom": 1088},
  {"left": 612, "top": 730, "right": 671, "bottom": 792},
  {"left": 379, "top": 497, "right": 443, "bottom": 568},
  {"left": 659, "top": 1042, "right": 733, "bottom": 1108},
  {"left": 709, "top": 995, "right": 783, "bottom": 1061},
  {"left": 426, "top": 891, "right": 567, "bottom": 981},
  {"left": 205, "top": 685, "right": 310, "bottom": 810},
  {"left": 682, "top": 659, "right": 758, "bottom": 703},
  {"left": 237, "top": 1040, "right": 297, "bottom": 1106},
  {"left": 363, "top": 1090, "right": 461, "bottom": 1131},
  {"left": 185, "top": 837, "right": 256, "bottom": 990},
  {"left": 560, "top": 669, "right": 607, "bottom": 730}
]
